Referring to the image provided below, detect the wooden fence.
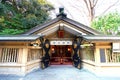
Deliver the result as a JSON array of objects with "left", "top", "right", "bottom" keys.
[{"left": 0, "top": 48, "right": 19, "bottom": 63}]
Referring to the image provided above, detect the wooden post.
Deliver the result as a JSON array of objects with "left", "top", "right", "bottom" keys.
[
  {"left": 94, "top": 46, "right": 100, "bottom": 65},
  {"left": 94, "top": 46, "right": 101, "bottom": 73},
  {"left": 21, "top": 48, "right": 28, "bottom": 74},
  {"left": 18, "top": 48, "right": 23, "bottom": 63}
]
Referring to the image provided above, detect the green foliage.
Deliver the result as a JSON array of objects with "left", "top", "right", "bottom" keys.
[
  {"left": 0, "top": 0, "right": 54, "bottom": 35},
  {"left": 92, "top": 12, "right": 120, "bottom": 35},
  {"left": 0, "top": 16, "right": 4, "bottom": 22},
  {"left": 0, "top": 29, "right": 24, "bottom": 35}
]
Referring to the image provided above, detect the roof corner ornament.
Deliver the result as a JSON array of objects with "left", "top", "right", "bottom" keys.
[{"left": 57, "top": 7, "right": 67, "bottom": 18}]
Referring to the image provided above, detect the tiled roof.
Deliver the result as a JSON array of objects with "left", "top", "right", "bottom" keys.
[
  {"left": 0, "top": 35, "right": 42, "bottom": 41},
  {"left": 62, "top": 18, "right": 101, "bottom": 35},
  {"left": 23, "top": 16, "right": 101, "bottom": 35},
  {"left": 83, "top": 35, "right": 120, "bottom": 42},
  {"left": 23, "top": 17, "right": 61, "bottom": 35}
]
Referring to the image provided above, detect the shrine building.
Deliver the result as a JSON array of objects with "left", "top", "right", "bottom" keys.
[{"left": 0, "top": 8, "right": 120, "bottom": 76}]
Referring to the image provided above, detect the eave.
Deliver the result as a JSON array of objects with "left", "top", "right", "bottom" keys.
[{"left": 0, "top": 35, "right": 43, "bottom": 42}]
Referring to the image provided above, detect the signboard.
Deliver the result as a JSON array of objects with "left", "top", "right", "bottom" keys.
[
  {"left": 112, "top": 43, "right": 120, "bottom": 52},
  {"left": 50, "top": 40, "right": 72, "bottom": 45}
]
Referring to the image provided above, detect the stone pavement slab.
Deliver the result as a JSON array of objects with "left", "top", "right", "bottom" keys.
[{"left": 0, "top": 65, "right": 120, "bottom": 80}]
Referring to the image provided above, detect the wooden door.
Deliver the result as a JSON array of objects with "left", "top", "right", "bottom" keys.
[{"left": 50, "top": 45, "right": 72, "bottom": 65}]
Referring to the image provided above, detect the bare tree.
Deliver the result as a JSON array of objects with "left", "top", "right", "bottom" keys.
[
  {"left": 82, "top": 0, "right": 119, "bottom": 25},
  {"left": 83, "top": 0, "right": 98, "bottom": 23}
]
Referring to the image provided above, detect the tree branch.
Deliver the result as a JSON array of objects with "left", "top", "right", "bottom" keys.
[
  {"left": 100, "top": 0, "right": 119, "bottom": 16},
  {"left": 83, "top": 0, "right": 90, "bottom": 14},
  {"left": 93, "top": 0, "right": 98, "bottom": 7}
]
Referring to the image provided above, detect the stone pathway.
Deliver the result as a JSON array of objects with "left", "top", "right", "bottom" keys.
[{"left": 0, "top": 65, "right": 120, "bottom": 80}]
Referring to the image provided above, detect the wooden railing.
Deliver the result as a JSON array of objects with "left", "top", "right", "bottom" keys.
[
  {"left": 81, "top": 46, "right": 95, "bottom": 61},
  {"left": 106, "top": 49, "right": 120, "bottom": 62},
  {"left": 27, "top": 49, "right": 41, "bottom": 62},
  {"left": 0, "top": 48, "right": 19, "bottom": 63}
]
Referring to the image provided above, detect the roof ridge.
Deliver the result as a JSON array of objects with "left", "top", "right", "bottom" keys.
[{"left": 23, "top": 15, "right": 101, "bottom": 35}]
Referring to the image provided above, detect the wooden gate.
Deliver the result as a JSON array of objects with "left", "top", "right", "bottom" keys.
[{"left": 50, "top": 45, "right": 72, "bottom": 65}]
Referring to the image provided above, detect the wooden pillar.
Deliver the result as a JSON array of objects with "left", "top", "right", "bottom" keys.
[
  {"left": 18, "top": 48, "right": 23, "bottom": 63},
  {"left": 21, "top": 48, "right": 28, "bottom": 74},
  {"left": 94, "top": 46, "right": 100, "bottom": 65},
  {"left": 94, "top": 45, "right": 102, "bottom": 74}
]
